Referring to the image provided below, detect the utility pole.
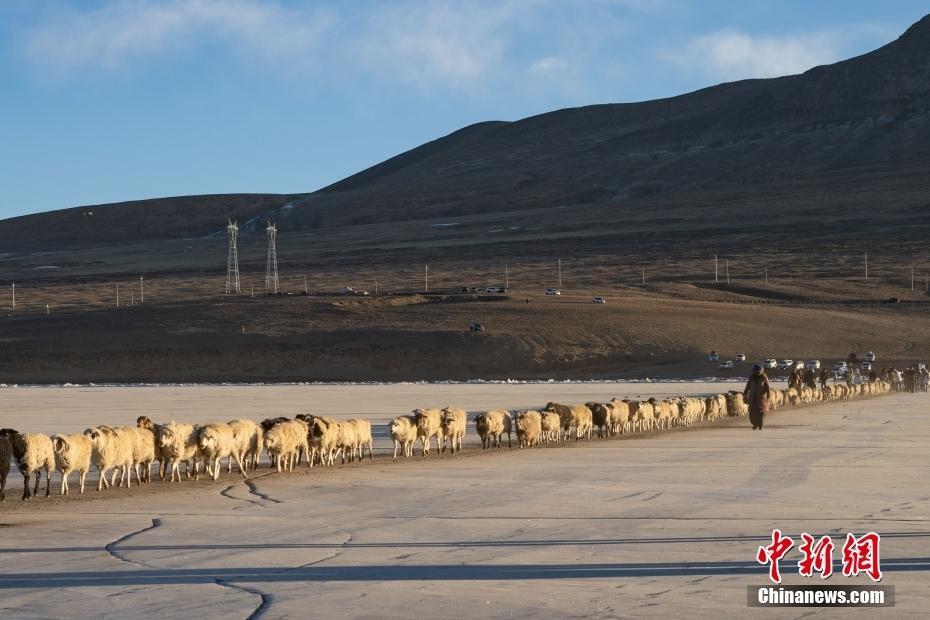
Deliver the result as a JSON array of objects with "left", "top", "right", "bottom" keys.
[
  {"left": 250, "top": 284, "right": 254, "bottom": 298},
  {"left": 505, "top": 264, "right": 509, "bottom": 289},
  {"left": 764, "top": 265, "right": 768, "bottom": 285},
  {"left": 911, "top": 267, "right": 915, "bottom": 291},
  {"left": 46, "top": 304, "right": 49, "bottom": 316},
  {"left": 375, "top": 278, "right": 379, "bottom": 296},
  {"left": 715, "top": 255, "right": 719, "bottom": 284},
  {"left": 11, "top": 282, "right": 14, "bottom": 312},
  {"left": 303, "top": 274, "right": 308, "bottom": 295},
  {"left": 726, "top": 260, "right": 730, "bottom": 285},
  {"left": 131, "top": 293, "right": 135, "bottom": 306},
  {"left": 558, "top": 259, "right": 562, "bottom": 287},
  {"left": 140, "top": 276, "right": 144, "bottom": 303},
  {"left": 116, "top": 283, "right": 120, "bottom": 308},
  {"left": 864, "top": 252, "right": 869, "bottom": 280},
  {"left": 226, "top": 220, "right": 241, "bottom": 294},
  {"left": 642, "top": 265, "right": 645, "bottom": 286},
  {"left": 425, "top": 265, "right": 429, "bottom": 292}
]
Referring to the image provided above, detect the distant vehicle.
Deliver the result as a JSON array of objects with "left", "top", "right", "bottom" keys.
[
  {"left": 708, "top": 351, "right": 719, "bottom": 362},
  {"left": 778, "top": 359, "right": 794, "bottom": 370},
  {"left": 340, "top": 287, "right": 369, "bottom": 296},
  {"left": 735, "top": 353, "right": 746, "bottom": 362},
  {"left": 806, "top": 360, "right": 822, "bottom": 370},
  {"left": 881, "top": 297, "right": 899, "bottom": 304},
  {"left": 461, "top": 287, "right": 479, "bottom": 294},
  {"left": 833, "top": 361, "right": 849, "bottom": 374},
  {"left": 485, "top": 287, "right": 508, "bottom": 293},
  {"left": 794, "top": 361, "right": 805, "bottom": 370},
  {"left": 469, "top": 321, "right": 485, "bottom": 332},
  {"left": 719, "top": 360, "right": 734, "bottom": 369},
  {"left": 860, "top": 361, "right": 872, "bottom": 371},
  {"left": 762, "top": 358, "right": 777, "bottom": 369},
  {"left": 865, "top": 351, "right": 876, "bottom": 362},
  {"left": 545, "top": 288, "right": 561, "bottom": 296},
  {"left": 592, "top": 296, "right": 606, "bottom": 304}
]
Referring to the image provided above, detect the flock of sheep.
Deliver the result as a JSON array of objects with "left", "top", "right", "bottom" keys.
[{"left": 0, "top": 380, "right": 892, "bottom": 502}]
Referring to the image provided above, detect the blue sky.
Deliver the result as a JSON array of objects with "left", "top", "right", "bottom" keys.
[{"left": 1, "top": 0, "right": 927, "bottom": 219}]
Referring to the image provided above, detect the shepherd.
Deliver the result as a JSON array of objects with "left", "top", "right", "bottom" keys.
[{"left": 744, "top": 363, "right": 771, "bottom": 430}]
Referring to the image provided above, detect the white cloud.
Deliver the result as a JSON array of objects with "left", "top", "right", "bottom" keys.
[
  {"left": 24, "top": 0, "right": 335, "bottom": 73},
  {"left": 670, "top": 29, "right": 844, "bottom": 81},
  {"left": 529, "top": 56, "right": 567, "bottom": 74}
]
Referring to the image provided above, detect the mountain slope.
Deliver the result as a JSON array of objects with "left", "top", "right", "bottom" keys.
[{"left": 2, "top": 15, "right": 929, "bottom": 248}]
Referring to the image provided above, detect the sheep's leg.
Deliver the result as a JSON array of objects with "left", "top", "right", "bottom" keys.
[
  {"left": 61, "top": 471, "right": 68, "bottom": 495},
  {"left": 21, "top": 468, "right": 31, "bottom": 500},
  {"left": 79, "top": 469, "right": 87, "bottom": 494},
  {"left": 97, "top": 467, "right": 108, "bottom": 491},
  {"left": 234, "top": 452, "right": 247, "bottom": 478}
]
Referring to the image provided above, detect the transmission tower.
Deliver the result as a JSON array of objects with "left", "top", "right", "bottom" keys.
[
  {"left": 225, "top": 220, "right": 240, "bottom": 294},
  {"left": 265, "top": 221, "right": 279, "bottom": 294}
]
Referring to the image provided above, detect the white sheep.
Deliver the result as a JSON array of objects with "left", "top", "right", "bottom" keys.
[
  {"left": 264, "top": 419, "right": 309, "bottom": 472},
  {"left": 126, "top": 426, "right": 156, "bottom": 484},
  {"left": 198, "top": 423, "right": 247, "bottom": 480},
  {"left": 228, "top": 419, "right": 263, "bottom": 471},
  {"left": 52, "top": 433, "right": 93, "bottom": 495},
  {"left": 413, "top": 408, "right": 444, "bottom": 456},
  {"left": 389, "top": 415, "right": 417, "bottom": 460},
  {"left": 474, "top": 410, "right": 512, "bottom": 449},
  {"left": 440, "top": 407, "right": 468, "bottom": 454},
  {"left": 137, "top": 415, "right": 169, "bottom": 480},
  {"left": 81, "top": 426, "right": 129, "bottom": 490},
  {"left": 334, "top": 420, "right": 360, "bottom": 464},
  {"left": 351, "top": 419, "right": 374, "bottom": 462},
  {"left": 540, "top": 411, "right": 561, "bottom": 443},
  {"left": 515, "top": 410, "right": 543, "bottom": 447},
  {"left": 0, "top": 429, "right": 55, "bottom": 500},
  {"left": 157, "top": 422, "right": 201, "bottom": 482},
  {"left": 307, "top": 416, "right": 338, "bottom": 467}
]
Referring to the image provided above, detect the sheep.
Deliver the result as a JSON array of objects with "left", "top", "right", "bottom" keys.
[
  {"left": 628, "top": 400, "right": 655, "bottom": 433},
  {"left": 413, "top": 408, "right": 444, "bottom": 456},
  {"left": 84, "top": 426, "right": 135, "bottom": 490},
  {"left": 52, "top": 433, "right": 93, "bottom": 495},
  {"left": 515, "top": 410, "right": 543, "bottom": 447},
  {"left": 137, "top": 416, "right": 169, "bottom": 481},
  {"left": 157, "top": 422, "right": 201, "bottom": 482},
  {"left": 0, "top": 434, "right": 12, "bottom": 501},
  {"left": 390, "top": 415, "right": 418, "bottom": 459},
  {"left": 0, "top": 429, "right": 56, "bottom": 500},
  {"left": 650, "top": 398, "right": 677, "bottom": 431},
  {"left": 228, "top": 419, "right": 263, "bottom": 471},
  {"left": 704, "top": 394, "right": 728, "bottom": 422},
  {"left": 587, "top": 402, "right": 611, "bottom": 438},
  {"left": 474, "top": 410, "right": 513, "bottom": 449},
  {"left": 198, "top": 423, "right": 247, "bottom": 480},
  {"left": 352, "top": 419, "right": 374, "bottom": 462},
  {"left": 544, "top": 403, "right": 592, "bottom": 440},
  {"left": 126, "top": 426, "right": 156, "bottom": 484},
  {"left": 334, "top": 420, "right": 360, "bottom": 464},
  {"left": 440, "top": 406, "right": 468, "bottom": 454},
  {"left": 307, "top": 416, "right": 338, "bottom": 466},
  {"left": 264, "top": 419, "right": 310, "bottom": 472},
  {"left": 540, "top": 411, "right": 562, "bottom": 443},
  {"left": 607, "top": 399, "right": 632, "bottom": 435},
  {"left": 725, "top": 392, "right": 749, "bottom": 417}
]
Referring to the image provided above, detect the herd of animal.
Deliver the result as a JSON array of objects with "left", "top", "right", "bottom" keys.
[{"left": 0, "top": 380, "right": 893, "bottom": 502}]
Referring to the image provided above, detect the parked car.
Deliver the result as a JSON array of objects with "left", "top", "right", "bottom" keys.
[
  {"left": 592, "top": 296, "right": 606, "bottom": 304},
  {"left": 545, "top": 288, "right": 561, "bottom": 296},
  {"left": 461, "top": 286, "right": 479, "bottom": 294},
  {"left": 833, "top": 361, "right": 849, "bottom": 374},
  {"left": 485, "top": 287, "right": 508, "bottom": 293},
  {"left": 469, "top": 321, "right": 485, "bottom": 332},
  {"left": 778, "top": 359, "right": 794, "bottom": 370},
  {"left": 881, "top": 297, "right": 899, "bottom": 304},
  {"left": 794, "top": 361, "right": 805, "bottom": 370},
  {"left": 719, "top": 360, "right": 734, "bottom": 369},
  {"left": 763, "top": 358, "right": 777, "bottom": 369},
  {"left": 806, "top": 360, "right": 822, "bottom": 370},
  {"left": 865, "top": 351, "right": 876, "bottom": 362},
  {"left": 708, "top": 351, "right": 719, "bottom": 362},
  {"left": 860, "top": 361, "right": 872, "bottom": 371},
  {"left": 735, "top": 353, "right": 747, "bottom": 362}
]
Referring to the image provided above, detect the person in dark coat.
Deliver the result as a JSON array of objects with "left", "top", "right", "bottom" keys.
[
  {"left": 819, "top": 368, "right": 828, "bottom": 389},
  {"left": 744, "top": 364, "right": 771, "bottom": 430}
]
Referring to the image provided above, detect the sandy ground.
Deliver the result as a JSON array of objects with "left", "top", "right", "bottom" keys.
[{"left": 0, "top": 383, "right": 927, "bottom": 619}]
